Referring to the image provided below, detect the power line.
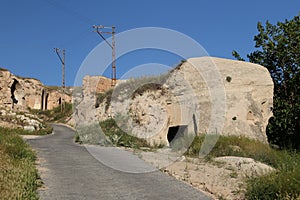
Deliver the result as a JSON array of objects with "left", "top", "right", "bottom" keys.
[
  {"left": 93, "top": 25, "right": 116, "bottom": 86},
  {"left": 45, "top": 0, "right": 97, "bottom": 25},
  {"left": 54, "top": 48, "right": 66, "bottom": 111}
]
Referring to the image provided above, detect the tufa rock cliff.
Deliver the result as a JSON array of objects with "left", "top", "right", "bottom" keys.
[
  {"left": 0, "top": 68, "right": 72, "bottom": 111},
  {"left": 0, "top": 67, "right": 72, "bottom": 131},
  {"left": 75, "top": 57, "right": 274, "bottom": 145}
]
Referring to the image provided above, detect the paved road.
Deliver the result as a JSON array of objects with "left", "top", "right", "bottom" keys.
[{"left": 27, "top": 124, "right": 212, "bottom": 200}]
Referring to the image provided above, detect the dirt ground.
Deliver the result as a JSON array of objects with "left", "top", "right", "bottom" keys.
[{"left": 138, "top": 149, "right": 274, "bottom": 200}]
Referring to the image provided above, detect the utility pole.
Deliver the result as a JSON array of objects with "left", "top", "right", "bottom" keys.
[
  {"left": 54, "top": 48, "right": 65, "bottom": 112},
  {"left": 93, "top": 25, "right": 116, "bottom": 86}
]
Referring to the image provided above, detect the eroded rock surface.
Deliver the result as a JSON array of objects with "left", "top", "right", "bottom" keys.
[
  {"left": 75, "top": 57, "right": 274, "bottom": 145},
  {"left": 0, "top": 68, "right": 72, "bottom": 111},
  {"left": 0, "top": 68, "right": 72, "bottom": 130}
]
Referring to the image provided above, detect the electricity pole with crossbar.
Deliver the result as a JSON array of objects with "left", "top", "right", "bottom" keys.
[
  {"left": 93, "top": 25, "right": 116, "bottom": 86},
  {"left": 54, "top": 48, "right": 65, "bottom": 112}
]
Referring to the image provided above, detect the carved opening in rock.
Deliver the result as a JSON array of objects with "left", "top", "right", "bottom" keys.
[
  {"left": 167, "top": 125, "right": 188, "bottom": 143},
  {"left": 11, "top": 79, "right": 20, "bottom": 105},
  {"left": 58, "top": 97, "right": 62, "bottom": 105},
  {"left": 226, "top": 76, "right": 232, "bottom": 82},
  {"left": 41, "top": 90, "right": 45, "bottom": 110},
  {"left": 45, "top": 93, "right": 49, "bottom": 110}
]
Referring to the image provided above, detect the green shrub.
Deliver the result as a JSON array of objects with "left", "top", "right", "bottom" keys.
[
  {"left": 99, "top": 118, "right": 150, "bottom": 149},
  {"left": 246, "top": 151, "right": 300, "bottom": 199},
  {"left": 95, "top": 89, "right": 113, "bottom": 110},
  {"left": 186, "top": 135, "right": 280, "bottom": 167},
  {"left": 52, "top": 102, "right": 73, "bottom": 122},
  {"left": 185, "top": 135, "right": 205, "bottom": 156},
  {"left": 110, "top": 73, "right": 170, "bottom": 103},
  {"left": 131, "top": 83, "right": 166, "bottom": 98},
  {"left": 4, "top": 124, "right": 53, "bottom": 136},
  {"left": 30, "top": 102, "right": 73, "bottom": 123},
  {"left": 185, "top": 135, "right": 300, "bottom": 199},
  {"left": 76, "top": 123, "right": 108, "bottom": 145},
  {"left": 0, "top": 126, "right": 40, "bottom": 199},
  {"left": 35, "top": 124, "right": 53, "bottom": 135},
  {"left": 95, "top": 93, "right": 107, "bottom": 108},
  {"left": 233, "top": 15, "right": 300, "bottom": 151}
]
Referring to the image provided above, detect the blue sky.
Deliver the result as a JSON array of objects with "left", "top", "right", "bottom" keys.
[{"left": 0, "top": 0, "right": 299, "bottom": 86}]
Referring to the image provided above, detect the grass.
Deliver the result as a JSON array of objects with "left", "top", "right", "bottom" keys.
[
  {"left": 185, "top": 135, "right": 300, "bottom": 199},
  {"left": 30, "top": 102, "right": 73, "bottom": 124},
  {"left": 246, "top": 160, "right": 300, "bottom": 200},
  {"left": 94, "top": 60, "right": 187, "bottom": 110},
  {"left": 95, "top": 74, "right": 170, "bottom": 112},
  {"left": 75, "top": 117, "right": 152, "bottom": 149},
  {"left": 99, "top": 118, "right": 150, "bottom": 149},
  {"left": 0, "top": 125, "right": 53, "bottom": 136},
  {"left": 94, "top": 73, "right": 172, "bottom": 117},
  {"left": 0, "top": 126, "right": 40, "bottom": 199},
  {"left": 22, "top": 125, "right": 53, "bottom": 136},
  {"left": 95, "top": 89, "right": 113, "bottom": 110},
  {"left": 75, "top": 123, "right": 108, "bottom": 145},
  {"left": 0, "top": 111, "right": 53, "bottom": 136},
  {"left": 169, "top": 132, "right": 195, "bottom": 152}
]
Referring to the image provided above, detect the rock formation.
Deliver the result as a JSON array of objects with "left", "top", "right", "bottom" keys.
[
  {"left": 161, "top": 57, "right": 274, "bottom": 144},
  {"left": 75, "top": 57, "right": 274, "bottom": 145},
  {"left": 82, "top": 75, "right": 114, "bottom": 97},
  {"left": 0, "top": 67, "right": 72, "bottom": 131},
  {"left": 0, "top": 68, "right": 72, "bottom": 111}
]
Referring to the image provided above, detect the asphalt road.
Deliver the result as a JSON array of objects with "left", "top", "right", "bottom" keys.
[{"left": 27, "top": 124, "right": 212, "bottom": 200}]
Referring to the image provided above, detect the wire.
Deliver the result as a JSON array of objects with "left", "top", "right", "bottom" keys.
[
  {"left": 95, "top": 30, "right": 113, "bottom": 49},
  {"left": 44, "top": 0, "right": 97, "bottom": 25},
  {"left": 56, "top": 29, "right": 94, "bottom": 48}
]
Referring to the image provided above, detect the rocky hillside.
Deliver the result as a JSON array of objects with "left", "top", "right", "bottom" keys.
[
  {"left": 0, "top": 68, "right": 72, "bottom": 111},
  {"left": 0, "top": 67, "right": 72, "bottom": 132},
  {"left": 75, "top": 57, "right": 274, "bottom": 146}
]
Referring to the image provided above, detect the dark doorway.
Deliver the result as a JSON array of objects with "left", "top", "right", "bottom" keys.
[
  {"left": 10, "top": 79, "right": 19, "bottom": 105},
  {"left": 45, "top": 93, "right": 49, "bottom": 110},
  {"left": 41, "top": 90, "right": 44, "bottom": 110},
  {"left": 167, "top": 125, "right": 188, "bottom": 143}
]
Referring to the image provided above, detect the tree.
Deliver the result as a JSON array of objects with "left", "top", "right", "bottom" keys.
[{"left": 233, "top": 14, "right": 300, "bottom": 150}]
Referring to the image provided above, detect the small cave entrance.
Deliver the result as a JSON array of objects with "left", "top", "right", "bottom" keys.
[
  {"left": 41, "top": 90, "right": 45, "bottom": 110},
  {"left": 41, "top": 90, "right": 49, "bottom": 110},
  {"left": 167, "top": 125, "right": 188, "bottom": 143},
  {"left": 58, "top": 97, "right": 62, "bottom": 105},
  {"left": 45, "top": 93, "right": 49, "bottom": 110},
  {"left": 10, "top": 79, "right": 20, "bottom": 107}
]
